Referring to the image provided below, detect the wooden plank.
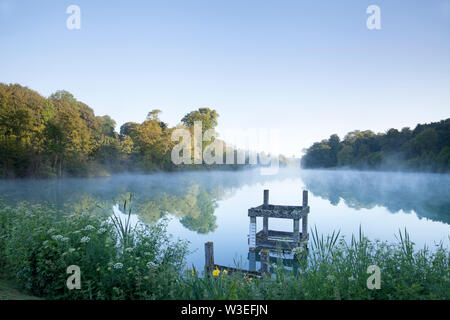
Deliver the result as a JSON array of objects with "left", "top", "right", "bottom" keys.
[
  {"left": 260, "top": 249, "right": 270, "bottom": 274},
  {"left": 248, "top": 207, "right": 308, "bottom": 219},
  {"left": 255, "top": 239, "right": 306, "bottom": 251},
  {"left": 263, "top": 190, "right": 269, "bottom": 207},
  {"left": 293, "top": 218, "right": 300, "bottom": 242},
  {"left": 263, "top": 190, "right": 269, "bottom": 236},
  {"left": 249, "top": 216, "right": 256, "bottom": 248},
  {"left": 249, "top": 251, "right": 298, "bottom": 267},
  {"left": 302, "top": 214, "right": 308, "bottom": 240},
  {"left": 303, "top": 190, "right": 308, "bottom": 207},
  {"left": 257, "top": 229, "right": 299, "bottom": 239},
  {"left": 205, "top": 242, "right": 214, "bottom": 269},
  {"left": 263, "top": 217, "right": 268, "bottom": 236}
]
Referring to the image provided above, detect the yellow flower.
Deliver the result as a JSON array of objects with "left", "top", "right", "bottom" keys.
[
  {"left": 222, "top": 269, "right": 228, "bottom": 275},
  {"left": 212, "top": 267, "right": 220, "bottom": 277},
  {"left": 191, "top": 269, "right": 196, "bottom": 276}
]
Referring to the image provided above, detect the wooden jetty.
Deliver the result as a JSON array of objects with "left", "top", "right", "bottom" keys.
[
  {"left": 204, "top": 189, "right": 311, "bottom": 276},
  {"left": 248, "top": 189, "right": 309, "bottom": 250}
]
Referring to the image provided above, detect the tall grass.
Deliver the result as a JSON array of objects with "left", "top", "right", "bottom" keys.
[
  {"left": 180, "top": 225, "right": 449, "bottom": 300},
  {"left": 0, "top": 201, "right": 448, "bottom": 300},
  {"left": 109, "top": 194, "right": 135, "bottom": 250}
]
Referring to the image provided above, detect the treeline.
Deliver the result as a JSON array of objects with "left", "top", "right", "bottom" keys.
[
  {"left": 301, "top": 119, "right": 450, "bottom": 172},
  {"left": 0, "top": 83, "right": 245, "bottom": 178}
]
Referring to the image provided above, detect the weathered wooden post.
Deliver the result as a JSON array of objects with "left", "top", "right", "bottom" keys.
[
  {"left": 302, "top": 190, "right": 308, "bottom": 207},
  {"left": 293, "top": 218, "right": 300, "bottom": 242},
  {"left": 205, "top": 242, "right": 214, "bottom": 272},
  {"left": 249, "top": 216, "right": 256, "bottom": 249},
  {"left": 248, "top": 250, "right": 256, "bottom": 271},
  {"left": 302, "top": 190, "right": 308, "bottom": 239},
  {"left": 260, "top": 249, "right": 270, "bottom": 274},
  {"left": 263, "top": 190, "right": 269, "bottom": 237}
]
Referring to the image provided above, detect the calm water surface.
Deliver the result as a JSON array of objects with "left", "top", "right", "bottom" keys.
[{"left": 1, "top": 169, "right": 449, "bottom": 270}]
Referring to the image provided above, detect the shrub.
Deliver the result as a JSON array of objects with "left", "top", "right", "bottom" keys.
[{"left": 0, "top": 202, "right": 188, "bottom": 299}]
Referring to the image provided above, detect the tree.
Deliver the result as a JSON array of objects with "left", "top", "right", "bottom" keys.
[
  {"left": 302, "top": 119, "right": 450, "bottom": 172},
  {"left": 337, "top": 145, "right": 354, "bottom": 166},
  {"left": 120, "top": 122, "right": 139, "bottom": 139},
  {"left": 146, "top": 109, "right": 162, "bottom": 121},
  {"left": 97, "top": 115, "right": 116, "bottom": 138},
  {"left": 181, "top": 108, "right": 219, "bottom": 132}
]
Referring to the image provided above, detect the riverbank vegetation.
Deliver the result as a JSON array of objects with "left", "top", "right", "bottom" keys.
[
  {"left": 301, "top": 119, "right": 450, "bottom": 172},
  {"left": 0, "top": 201, "right": 448, "bottom": 300}
]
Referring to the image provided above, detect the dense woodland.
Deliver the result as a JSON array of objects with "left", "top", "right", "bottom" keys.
[
  {"left": 1, "top": 83, "right": 449, "bottom": 177},
  {"left": 0, "top": 83, "right": 266, "bottom": 178},
  {"left": 301, "top": 119, "right": 450, "bottom": 172}
]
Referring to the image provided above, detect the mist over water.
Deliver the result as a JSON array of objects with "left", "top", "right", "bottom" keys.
[{"left": 1, "top": 168, "right": 449, "bottom": 270}]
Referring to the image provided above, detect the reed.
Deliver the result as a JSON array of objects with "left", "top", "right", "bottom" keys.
[{"left": 0, "top": 201, "right": 448, "bottom": 300}]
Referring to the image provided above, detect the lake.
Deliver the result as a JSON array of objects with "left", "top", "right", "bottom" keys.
[{"left": 1, "top": 168, "right": 449, "bottom": 271}]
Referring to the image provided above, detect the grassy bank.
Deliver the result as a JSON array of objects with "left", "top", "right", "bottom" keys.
[
  {"left": 0, "top": 201, "right": 448, "bottom": 300},
  {"left": 0, "top": 277, "right": 40, "bottom": 300}
]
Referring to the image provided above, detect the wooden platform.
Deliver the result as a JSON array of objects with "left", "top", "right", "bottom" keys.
[
  {"left": 248, "top": 204, "right": 309, "bottom": 219},
  {"left": 204, "top": 190, "right": 311, "bottom": 276},
  {"left": 248, "top": 190, "right": 310, "bottom": 250},
  {"left": 254, "top": 230, "right": 309, "bottom": 250},
  {"left": 248, "top": 250, "right": 300, "bottom": 267}
]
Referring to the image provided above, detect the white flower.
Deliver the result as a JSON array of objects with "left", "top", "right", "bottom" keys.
[
  {"left": 52, "top": 235, "right": 64, "bottom": 241},
  {"left": 84, "top": 225, "right": 95, "bottom": 231},
  {"left": 80, "top": 236, "right": 90, "bottom": 243},
  {"left": 292, "top": 246, "right": 305, "bottom": 255},
  {"left": 146, "top": 261, "right": 157, "bottom": 269},
  {"left": 47, "top": 228, "right": 56, "bottom": 234},
  {"left": 97, "top": 228, "right": 107, "bottom": 234},
  {"left": 125, "top": 247, "right": 133, "bottom": 253},
  {"left": 348, "top": 276, "right": 356, "bottom": 282},
  {"left": 326, "top": 275, "right": 336, "bottom": 281},
  {"left": 144, "top": 252, "right": 152, "bottom": 256},
  {"left": 113, "top": 263, "right": 123, "bottom": 269}
]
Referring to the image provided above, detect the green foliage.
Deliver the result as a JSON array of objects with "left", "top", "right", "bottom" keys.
[
  {"left": 179, "top": 228, "right": 449, "bottom": 300},
  {"left": 0, "top": 201, "right": 448, "bottom": 300},
  {"left": 0, "top": 84, "right": 224, "bottom": 177},
  {"left": 0, "top": 83, "right": 282, "bottom": 177},
  {"left": 0, "top": 201, "right": 188, "bottom": 299},
  {"left": 302, "top": 119, "right": 450, "bottom": 172},
  {"left": 181, "top": 108, "right": 219, "bottom": 132}
]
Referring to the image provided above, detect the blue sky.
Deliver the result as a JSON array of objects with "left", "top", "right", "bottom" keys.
[{"left": 0, "top": 0, "right": 449, "bottom": 156}]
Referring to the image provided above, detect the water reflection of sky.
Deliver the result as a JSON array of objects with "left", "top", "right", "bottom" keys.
[
  {"left": 1, "top": 169, "right": 449, "bottom": 270},
  {"left": 166, "top": 173, "right": 450, "bottom": 270}
]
